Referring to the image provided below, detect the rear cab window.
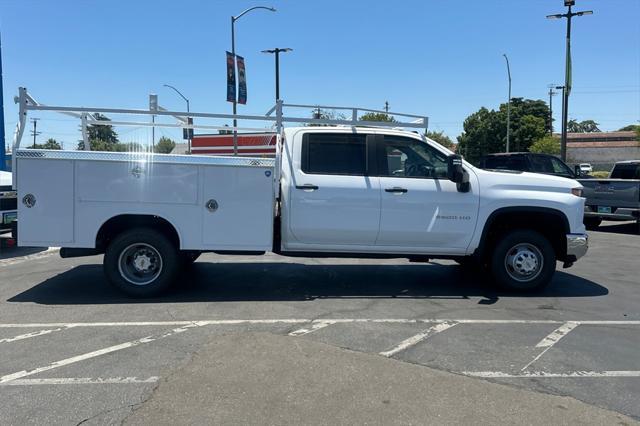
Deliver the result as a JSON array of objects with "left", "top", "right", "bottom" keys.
[
  {"left": 301, "top": 133, "right": 367, "bottom": 176},
  {"left": 611, "top": 164, "right": 640, "bottom": 179}
]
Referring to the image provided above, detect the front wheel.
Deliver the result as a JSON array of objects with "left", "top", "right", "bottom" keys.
[
  {"left": 104, "top": 228, "right": 179, "bottom": 297},
  {"left": 490, "top": 230, "right": 556, "bottom": 292}
]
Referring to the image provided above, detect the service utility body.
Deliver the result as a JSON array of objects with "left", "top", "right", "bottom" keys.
[{"left": 11, "top": 88, "right": 588, "bottom": 296}]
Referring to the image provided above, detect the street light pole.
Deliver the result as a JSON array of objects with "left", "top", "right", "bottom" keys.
[
  {"left": 163, "top": 84, "right": 191, "bottom": 153},
  {"left": 503, "top": 54, "right": 511, "bottom": 153},
  {"left": 231, "top": 6, "right": 276, "bottom": 156},
  {"left": 547, "top": 0, "right": 593, "bottom": 161},
  {"left": 547, "top": 84, "right": 557, "bottom": 135},
  {"left": 261, "top": 48, "right": 292, "bottom": 102}
]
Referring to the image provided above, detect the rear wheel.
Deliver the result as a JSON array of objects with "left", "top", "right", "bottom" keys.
[
  {"left": 584, "top": 217, "right": 601, "bottom": 230},
  {"left": 490, "top": 229, "right": 556, "bottom": 291},
  {"left": 104, "top": 228, "right": 179, "bottom": 297}
]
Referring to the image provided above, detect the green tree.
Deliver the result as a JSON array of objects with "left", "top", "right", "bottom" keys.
[
  {"left": 78, "top": 113, "right": 119, "bottom": 150},
  {"left": 568, "top": 119, "right": 601, "bottom": 133},
  {"left": 359, "top": 112, "right": 395, "bottom": 122},
  {"left": 308, "top": 108, "right": 347, "bottom": 126},
  {"left": 618, "top": 124, "right": 639, "bottom": 132},
  {"left": 154, "top": 137, "right": 176, "bottom": 154},
  {"left": 529, "top": 136, "right": 560, "bottom": 155},
  {"left": 28, "top": 138, "right": 62, "bottom": 150},
  {"left": 457, "top": 98, "right": 550, "bottom": 164},
  {"left": 425, "top": 130, "right": 455, "bottom": 150}
]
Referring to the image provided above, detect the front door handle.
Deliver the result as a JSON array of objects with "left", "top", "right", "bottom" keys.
[
  {"left": 385, "top": 187, "right": 408, "bottom": 194},
  {"left": 296, "top": 184, "right": 319, "bottom": 191}
]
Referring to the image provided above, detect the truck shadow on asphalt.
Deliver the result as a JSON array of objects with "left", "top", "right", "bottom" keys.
[
  {"left": 8, "top": 262, "right": 608, "bottom": 305},
  {"left": 594, "top": 222, "right": 640, "bottom": 235}
]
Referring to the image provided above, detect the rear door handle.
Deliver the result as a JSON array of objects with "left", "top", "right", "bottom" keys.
[
  {"left": 296, "top": 184, "right": 319, "bottom": 191},
  {"left": 385, "top": 187, "right": 408, "bottom": 194}
]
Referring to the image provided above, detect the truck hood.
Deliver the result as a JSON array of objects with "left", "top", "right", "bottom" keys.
[{"left": 475, "top": 168, "right": 581, "bottom": 194}]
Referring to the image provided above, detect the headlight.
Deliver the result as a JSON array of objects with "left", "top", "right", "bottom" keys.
[{"left": 571, "top": 187, "right": 583, "bottom": 197}]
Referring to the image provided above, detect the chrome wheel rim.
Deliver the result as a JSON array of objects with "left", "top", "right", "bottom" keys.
[
  {"left": 118, "top": 243, "right": 163, "bottom": 286},
  {"left": 504, "top": 243, "right": 543, "bottom": 283}
]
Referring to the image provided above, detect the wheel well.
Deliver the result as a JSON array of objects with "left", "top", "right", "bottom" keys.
[
  {"left": 96, "top": 215, "right": 180, "bottom": 251},
  {"left": 479, "top": 208, "right": 569, "bottom": 261}
]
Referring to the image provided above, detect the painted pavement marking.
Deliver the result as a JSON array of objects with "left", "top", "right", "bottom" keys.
[
  {"left": 0, "top": 322, "right": 206, "bottom": 384},
  {"left": 462, "top": 371, "right": 640, "bottom": 378},
  {"left": 0, "top": 377, "right": 159, "bottom": 386},
  {"left": 521, "top": 321, "right": 580, "bottom": 371},
  {"left": 379, "top": 322, "right": 457, "bottom": 357}
]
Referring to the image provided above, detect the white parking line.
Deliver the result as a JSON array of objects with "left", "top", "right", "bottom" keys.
[
  {"left": 521, "top": 321, "right": 580, "bottom": 371},
  {"left": 0, "top": 247, "right": 60, "bottom": 267},
  {"left": 536, "top": 321, "right": 580, "bottom": 348},
  {"left": 379, "top": 322, "right": 457, "bottom": 357},
  {"left": 462, "top": 371, "right": 640, "bottom": 378},
  {"left": 289, "top": 321, "right": 334, "bottom": 336},
  {"left": 0, "top": 327, "right": 66, "bottom": 344},
  {"left": 1, "top": 319, "right": 638, "bottom": 328},
  {"left": 0, "top": 322, "right": 205, "bottom": 384},
  {"left": 0, "top": 377, "right": 160, "bottom": 386}
]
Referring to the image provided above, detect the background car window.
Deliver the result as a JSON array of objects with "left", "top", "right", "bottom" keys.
[
  {"left": 483, "top": 156, "right": 527, "bottom": 171},
  {"left": 549, "top": 157, "right": 574, "bottom": 177},
  {"left": 611, "top": 164, "right": 640, "bottom": 179},
  {"left": 529, "top": 155, "right": 555, "bottom": 174},
  {"left": 302, "top": 134, "right": 367, "bottom": 175},
  {"left": 382, "top": 137, "right": 448, "bottom": 178}
]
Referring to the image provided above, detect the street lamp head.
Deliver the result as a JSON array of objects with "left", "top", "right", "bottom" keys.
[
  {"left": 546, "top": 14, "right": 564, "bottom": 19},
  {"left": 268, "top": 7, "right": 276, "bottom": 12},
  {"left": 576, "top": 10, "right": 593, "bottom": 16},
  {"left": 262, "top": 47, "right": 293, "bottom": 54}
]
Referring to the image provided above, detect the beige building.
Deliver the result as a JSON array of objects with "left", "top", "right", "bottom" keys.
[{"left": 565, "top": 131, "right": 640, "bottom": 171}]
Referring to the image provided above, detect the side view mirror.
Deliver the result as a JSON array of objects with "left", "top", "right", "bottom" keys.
[
  {"left": 447, "top": 154, "right": 470, "bottom": 193},
  {"left": 574, "top": 165, "right": 582, "bottom": 177},
  {"left": 447, "top": 154, "right": 464, "bottom": 183}
]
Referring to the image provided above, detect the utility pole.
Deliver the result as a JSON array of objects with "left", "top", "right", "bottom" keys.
[
  {"left": 384, "top": 101, "right": 389, "bottom": 113},
  {"left": 547, "top": 84, "right": 557, "bottom": 135},
  {"left": 30, "top": 118, "right": 41, "bottom": 148},
  {"left": 261, "top": 48, "right": 292, "bottom": 102},
  {"left": 547, "top": 0, "right": 593, "bottom": 161},
  {"left": 503, "top": 54, "right": 511, "bottom": 152}
]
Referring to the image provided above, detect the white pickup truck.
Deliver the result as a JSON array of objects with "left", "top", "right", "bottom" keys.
[{"left": 12, "top": 89, "right": 588, "bottom": 296}]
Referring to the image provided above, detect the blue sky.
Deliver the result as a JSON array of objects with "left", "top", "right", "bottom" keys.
[{"left": 1, "top": 0, "right": 639, "bottom": 149}]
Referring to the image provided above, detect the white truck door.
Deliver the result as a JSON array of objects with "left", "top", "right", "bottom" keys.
[
  {"left": 288, "top": 133, "right": 381, "bottom": 246},
  {"left": 376, "top": 135, "right": 478, "bottom": 250}
]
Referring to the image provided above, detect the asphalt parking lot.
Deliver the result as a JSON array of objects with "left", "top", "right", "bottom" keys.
[{"left": 0, "top": 221, "right": 638, "bottom": 424}]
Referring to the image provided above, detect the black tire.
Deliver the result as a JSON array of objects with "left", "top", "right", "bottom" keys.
[
  {"left": 179, "top": 251, "right": 201, "bottom": 268},
  {"left": 104, "top": 228, "right": 179, "bottom": 297},
  {"left": 584, "top": 217, "right": 601, "bottom": 230},
  {"left": 490, "top": 229, "right": 556, "bottom": 292}
]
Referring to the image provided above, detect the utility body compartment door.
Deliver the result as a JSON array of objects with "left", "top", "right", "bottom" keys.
[{"left": 287, "top": 133, "right": 381, "bottom": 246}]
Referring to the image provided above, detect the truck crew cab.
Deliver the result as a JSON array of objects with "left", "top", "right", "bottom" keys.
[{"left": 11, "top": 89, "right": 588, "bottom": 296}]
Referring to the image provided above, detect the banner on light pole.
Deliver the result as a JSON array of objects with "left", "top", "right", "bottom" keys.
[
  {"left": 237, "top": 55, "right": 247, "bottom": 105},
  {"left": 226, "top": 51, "right": 236, "bottom": 103}
]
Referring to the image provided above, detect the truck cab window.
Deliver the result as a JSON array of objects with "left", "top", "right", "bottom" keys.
[
  {"left": 302, "top": 134, "right": 367, "bottom": 175},
  {"left": 381, "top": 137, "right": 448, "bottom": 178}
]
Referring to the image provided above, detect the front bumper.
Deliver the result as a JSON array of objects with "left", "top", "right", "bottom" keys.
[{"left": 566, "top": 233, "right": 588, "bottom": 262}]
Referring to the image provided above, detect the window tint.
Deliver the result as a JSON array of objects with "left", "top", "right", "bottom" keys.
[
  {"left": 529, "top": 155, "right": 555, "bottom": 174},
  {"left": 483, "top": 156, "right": 527, "bottom": 171},
  {"left": 611, "top": 164, "right": 640, "bottom": 179},
  {"left": 302, "top": 134, "right": 367, "bottom": 175},
  {"left": 549, "top": 157, "right": 573, "bottom": 177},
  {"left": 381, "top": 136, "right": 448, "bottom": 178}
]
